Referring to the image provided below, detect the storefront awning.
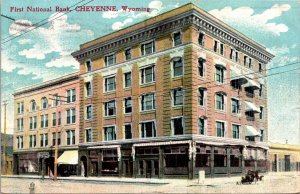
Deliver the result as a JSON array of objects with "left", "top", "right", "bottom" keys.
[
  {"left": 133, "top": 140, "right": 191, "bottom": 147},
  {"left": 57, "top": 150, "right": 78, "bottom": 165},
  {"left": 245, "top": 101, "right": 261, "bottom": 113},
  {"left": 245, "top": 125, "right": 261, "bottom": 137},
  {"left": 244, "top": 79, "right": 260, "bottom": 89},
  {"left": 88, "top": 145, "right": 120, "bottom": 149},
  {"left": 230, "top": 68, "right": 248, "bottom": 85}
]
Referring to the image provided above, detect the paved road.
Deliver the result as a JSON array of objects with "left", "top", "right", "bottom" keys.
[{"left": 1, "top": 174, "right": 299, "bottom": 193}]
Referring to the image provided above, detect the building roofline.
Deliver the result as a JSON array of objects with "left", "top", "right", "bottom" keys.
[
  {"left": 72, "top": 3, "right": 274, "bottom": 60},
  {"left": 13, "top": 72, "right": 79, "bottom": 96}
]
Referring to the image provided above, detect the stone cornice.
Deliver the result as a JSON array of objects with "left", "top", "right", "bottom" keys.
[{"left": 72, "top": 6, "right": 274, "bottom": 64}]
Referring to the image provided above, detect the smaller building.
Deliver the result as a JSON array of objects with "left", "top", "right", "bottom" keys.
[
  {"left": 268, "top": 142, "right": 300, "bottom": 172},
  {"left": 1, "top": 133, "right": 14, "bottom": 175}
]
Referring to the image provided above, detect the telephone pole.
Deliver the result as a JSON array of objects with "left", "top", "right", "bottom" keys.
[{"left": 2, "top": 100, "right": 8, "bottom": 175}]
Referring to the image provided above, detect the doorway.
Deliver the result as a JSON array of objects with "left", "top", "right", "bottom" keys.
[
  {"left": 285, "top": 155, "right": 291, "bottom": 171},
  {"left": 80, "top": 156, "right": 87, "bottom": 177}
]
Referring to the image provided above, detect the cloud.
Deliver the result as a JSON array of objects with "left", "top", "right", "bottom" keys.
[
  {"left": 266, "top": 44, "right": 299, "bottom": 68},
  {"left": 8, "top": 20, "right": 34, "bottom": 36},
  {"left": 18, "top": 39, "right": 32, "bottom": 45},
  {"left": 105, "top": 0, "right": 164, "bottom": 31},
  {"left": 45, "top": 55, "right": 79, "bottom": 69},
  {"left": 18, "top": 47, "right": 49, "bottom": 60},
  {"left": 209, "top": 4, "right": 291, "bottom": 36}
]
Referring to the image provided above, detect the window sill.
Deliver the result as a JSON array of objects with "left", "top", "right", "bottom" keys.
[
  {"left": 124, "top": 87, "right": 132, "bottom": 91},
  {"left": 124, "top": 113, "right": 132, "bottom": 116},
  {"left": 85, "top": 118, "right": 93, "bottom": 122},
  {"left": 172, "top": 75, "right": 183, "bottom": 80},
  {"left": 198, "top": 105, "right": 206, "bottom": 109},
  {"left": 215, "top": 109, "right": 226, "bottom": 114},
  {"left": 140, "top": 82, "right": 155, "bottom": 87},
  {"left": 65, "top": 123, "right": 76, "bottom": 126},
  {"left": 198, "top": 76, "right": 206, "bottom": 80},
  {"left": 231, "top": 113, "right": 241, "bottom": 117},
  {"left": 104, "top": 116, "right": 116, "bottom": 119},
  {"left": 104, "top": 90, "right": 116, "bottom": 95},
  {"left": 85, "top": 95, "right": 93, "bottom": 99},
  {"left": 172, "top": 105, "right": 183, "bottom": 109},
  {"left": 140, "top": 109, "right": 156, "bottom": 114}
]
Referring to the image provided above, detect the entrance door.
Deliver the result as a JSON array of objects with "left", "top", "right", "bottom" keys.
[
  {"left": 124, "top": 160, "right": 133, "bottom": 177},
  {"left": 138, "top": 159, "right": 159, "bottom": 178},
  {"left": 285, "top": 155, "right": 291, "bottom": 171},
  {"left": 146, "top": 160, "right": 152, "bottom": 178}
]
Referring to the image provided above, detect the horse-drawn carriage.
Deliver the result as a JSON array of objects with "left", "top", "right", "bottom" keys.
[{"left": 237, "top": 170, "right": 264, "bottom": 185}]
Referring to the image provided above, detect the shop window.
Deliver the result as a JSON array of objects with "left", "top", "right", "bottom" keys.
[{"left": 214, "top": 147, "right": 227, "bottom": 167}]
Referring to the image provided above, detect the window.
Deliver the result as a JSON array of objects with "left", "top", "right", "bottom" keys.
[
  {"left": 66, "top": 108, "right": 76, "bottom": 124},
  {"left": 214, "top": 40, "right": 218, "bottom": 52},
  {"left": 232, "top": 124, "right": 240, "bottom": 139},
  {"left": 86, "top": 128, "right": 92, "bottom": 142},
  {"left": 141, "top": 121, "right": 156, "bottom": 138},
  {"left": 86, "top": 105, "right": 92, "bottom": 120},
  {"left": 216, "top": 121, "right": 225, "bottom": 137},
  {"left": 104, "top": 100, "right": 116, "bottom": 116},
  {"left": 260, "top": 107, "right": 264, "bottom": 119},
  {"left": 124, "top": 97, "right": 132, "bottom": 114},
  {"left": 52, "top": 132, "right": 61, "bottom": 146},
  {"left": 125, "top": 48, "right": 131, "bottom": 60},
  {"left": 29, "top": 117, "right": 33, "bottom": 129},
  {"left": 199, "top": 118, "right": 206, "bottom": 135},
  {"left": 17, "top": 102, "right": 24, "bottom": 114},
  {"left": 85, "top": 82, "right": 92, "bottom": 97},
  {"left": 124, "top": 72, "right": 132, "bottom": 88},
  {"left": 230, "top": 48, "right": 235, "bottom": 60},
  {"left": 33, "top": 116, "right": 37, "bottom": 129},
  {"left": 58, "top": 112, "right": 61, "bottom": 126},
  {"left": 66, "top": 130, "right": 75, "bottom": 145},
  {"left": 31, "top": 100, "right": 36, "bottom": 112},
  {"left": 141, "top": 41, "right": 155, "bottom": 55},
  {"left": 172, "top": 57, "right": 183, "bottom": 77},
  {"left": 124, "top": 124, "right": 132, "bottom": 139},
  {"left": 198, "top": 58, "right": 205, "bottom": 77},
  {"left": 17, "top": 136, "right": 23, "bottom": 149},
  {"left": 198, "top": 88, "right": 206, "bottom": 106},
  {"left": 40, "top": 134, "right": 48, "bottom": 147},
  {"left": 220, "top": 43, "right": 224, "bottom": 55},
  {"left": 67, "top": 89, "right": 76, "bottom": 103},
  {"left": 17, "top": 118, "right": 23, "bottom": 131},
  {"left": 29, "top": 135, "right": 36, "bottom": 148},
  {"left": 231, "top": 98, "right": 240, "bottom": 114},
  {"left": 215, "top": 66, "right": 225, "bottom": 83},
  {"left": 198, "top": 32, "right": 205, "bottom": 46},
  {"left": 248, "top": 58, "right": 252, "bottom": 68},
  {"left": 40, "top": 115, "right": 48, "bottom": 128},
  {"left": 235, "top": 51, "right": 239, "bottom": 62},
  {"left": 173, "top": 32, "right": 182, "bottom": 46},
  {"left": 45, "top": 114, "right": 48, "bottom": 127},
  {"left": 52, "top": 94, "right": 61, "bottom": 107},
  {"left": 172, "top": 88, "right": 183, "bottom": 106},
  {"left": 105, "top": 53, "right": 116, "bottom": 66},
  {"left": 259, "top": 63, "right": 262, "bottom": 73},
  {"left": 105, "top": 76, "right": 116, "bottom": 92},
  {"left": 260, "top": 129, "right": 264, "bottom": 142},
  {"left": 140, "top": 65, "right": 155, "bottom": 84},
  {"left": 216, "top": 93, "right": 226, "bottom": 111},
  {"left": 141, "top": 93, "right": 155, "bottom": 111},
  {"left": 171, "top": 117, "right": 184, "bottom": 135},
  {"left": 104, "top": 126, "right": 116, "bottom": 141},
  {"left": 52, "top": 112, "right": 56, "bottom": 127},
  {"left": 259, "top": 85, "right": 263, "bottom": 97},
  {"left": 244, "top": 56, "right": 248, "bottom": 66},
  {"left": 86, "top": 60, "right": 92, "bottom": 72},
  {"left": 41, "top": 97, "right": 48, "bottom": 109}
]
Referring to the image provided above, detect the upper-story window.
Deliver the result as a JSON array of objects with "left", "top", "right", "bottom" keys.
[
  {"left": 52, "top": 132, "right": 61, "bottom": 146},
  {"left": 140, "top": 65, "right": 155, "bottom": 84},
  {"left": 85, "top": 81, "right": 92, "bottom": 97},
  {"left": 198, "top": 117, "right": 206, "bottom": 135},
  {"left": 220, "top": 43, "right": 224, "bottom": 55},
  {"left": 105, "top": 53, "right": 116, "bottom": 66},
  {"left": 140, "top": 93, "right": 155, "bottom": 111},
  {"left": 86, "top": 105, "right": 92, "bottom": 120},
  {"left": 105, "top": 76, "right": 116, "bottom": 92},
  {"left": 124, "top": 72, "right": 132, "bottom": 88},
  {"left": 235, "top": 51, "right": 239, "bottom": 62},
  {"left": 230, "top": 48, "right": 235, "bottom": 60},
  {"left": 215, "top": 92, "right": 226, "bottom": 111},
  {"left": 259, "top": 106, "right": 264, "bottom": 120},
  {"left": 31, "top": 100, "right": 36, "bottom": 112},
  {"left": 124, "top": 124, "right": 132, "bottom": 139},
  {"left": 104, "top": 100, "right": 116, "bottom": 117},
  {"left": 40, "top": 133, "right": 48, "bottom": 147},
  {"left": 52, "top": 112, "right": 56, "bottom": 127},
  {"left": 29, "top": 135, "right": 36, "bottom": 148},
  {"left": 173, "top": 32, "right": 182, "bottom": 46},
  {"left": 141, "top": 41, "right": 155, "bottom": 56},
  {"left": 29, "top": 116, "right": 37, "bottom": 130},
  {"left": 172, "top": 88, "right": 183, "bottom": 106},
  {"left": 17, "top": 102, "right": 24, "bottom": 114},
  {"left": 52, "top": 94, "right": 61, "bottom": 107},
  {"left": 125, "top": 48, "right": 131, "bottom": 61},
  {"left": 140, "top": 121, "right": 156, "bottom": 138},
  {"left": 86, "top": 128, "right": 92, "bottom": 142},
  {"left": 198, "top": 58, "right": 205, "bottom": 77},
  {"left": 67, "top": 89, "right": 76, "bottom": 103},
  {"left": 17, "top": 118, "right": 24, "bottom": 131},
  {"left": 215, "top": 65, "right": 225, "bottom": 83},
  {"left": 171, "top": 57, "right": 183, "bottom": 77},
  {"left": 259, "top": 63, "right": 263, "bottom": 73},
  {"left": 259, "top": 84, "right": 263, "bottom": 97},
  {"left": 171, "top": 117, "right": 184, "bottom": 135},
  {"left": 40, "top": 114, "right": 48, "bottom": 128},
  {"left": 17, "top": 136, "right": 23, "bottom": 149},
  {"left": 41, "top": 97, "right": 48, "bottom": 109},
  {"left": 198, "top": 32, "right": 205, "bottom": 46},
  {"left": 232, "top": 124, "right": 240, "bottom": 139},
  {"left": 198, "top": 87, "right": 207, "bottom": 106},
  {"left": 66, "top": 108, "right": 76, "bottom": 124},
  {"left": 58, "top": 112, "right": 61, "bottom": 126},
  {"left": 216, "top": 121, "right": 225, "bottom": 137},
  {"left": 260, "top": 129, "right": 264, "bottom": 142},
  {"left": 214, "top": 40, "right": 219, "bottom": 53},
  {"left": 86, "top": 60, "right": 92, "bottom": 72},
  {"left": 231, "top": 98, "right": 240, "bottom": 114},
  {"left": 248, "top": 58, "right": 252, "bottom": 68},
  {"left": 124, "top": 97, "right": 132, "bottom": 114},
  {"left": 66, "top": 130, "right": 75, "bottom": 145},
  {"left": 104, "top": 126, "right": 116, "bottom": 141}
]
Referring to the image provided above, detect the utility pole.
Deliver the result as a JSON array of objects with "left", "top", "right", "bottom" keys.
[{"left": 2, "top": 100, "right": 8, "bottom": 175}]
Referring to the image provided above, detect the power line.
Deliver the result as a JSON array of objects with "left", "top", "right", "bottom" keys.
[{"left": 1, "top": 0, "right": 94, "bottom": 44}]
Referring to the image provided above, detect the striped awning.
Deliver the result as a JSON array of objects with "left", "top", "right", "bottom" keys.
[
  {"left": 133, "top": 140, "right": 191, "bottom": 147},
  {"left": 57, "top": 150, "right": 78, "bottom": 165}
]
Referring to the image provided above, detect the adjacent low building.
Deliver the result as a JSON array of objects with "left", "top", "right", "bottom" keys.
[
  {"left": 13, "top": 73, "right": 80, "bottom": 176},
  {"left": 71, "top": 3, "right": 274, "bottom": 178}
]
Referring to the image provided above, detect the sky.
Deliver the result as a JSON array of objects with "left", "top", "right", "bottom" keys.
[{"left": 1, "top": 0, "right": 299, "bottom": 144}]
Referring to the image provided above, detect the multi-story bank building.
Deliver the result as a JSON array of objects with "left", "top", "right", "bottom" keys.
[{"left": 72, "top": 3, "right": 274, "bottom": 178}]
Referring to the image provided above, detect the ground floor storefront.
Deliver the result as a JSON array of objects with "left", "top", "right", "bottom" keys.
[{"left": 78, "top": 140, "right": 268, "bottom": 179}]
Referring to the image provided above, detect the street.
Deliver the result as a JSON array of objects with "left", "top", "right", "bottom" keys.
[{"left": 1, "top": 173, "right": 299, "bottom": 193}]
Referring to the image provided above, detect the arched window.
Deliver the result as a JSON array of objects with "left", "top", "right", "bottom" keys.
[
  {"left": 31, "top": 100, "right": 36, "bottom": 112},
  {"left": 41, "top": 97, "right": 48, "bottom": 109}
]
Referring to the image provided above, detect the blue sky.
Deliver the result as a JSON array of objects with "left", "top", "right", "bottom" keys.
[{"left": 1, "top": 0, "right": 299, "bottom": 144}]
